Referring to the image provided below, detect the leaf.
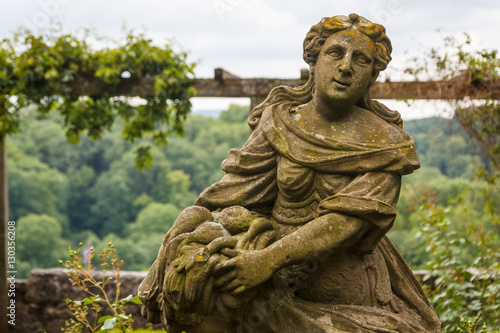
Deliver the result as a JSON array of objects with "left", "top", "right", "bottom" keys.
[
  {"left": 135, "top": 145, "right": 153, "bottom": 170},
  {"left": 122, "top": 294, "right": 143, "bottom": 305},
  {"left": 97, "top": 315, "right": 114, "bottom": 324},
  {"left": 83, "top": 296, "right": 101, "bottom": 305},
  {"left": 101, "top": 317, "right": 117, "bottom": 330},
  {"left": 66, "top": 129, "right": 80, "bottom": 145},
  {"left": 82, "top": 297, "right": 93, "bottom": 305}
]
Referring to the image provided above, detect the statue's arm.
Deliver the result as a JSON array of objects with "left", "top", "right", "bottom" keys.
[
  {"left": 214, "top": 171, "right": 401, "bottom": 294},
  {"left": 268, "top": 171, "right": 402, "bottom": 265},
  {"left": 214, "top": 211, "right": 370, "bottom": 294}
]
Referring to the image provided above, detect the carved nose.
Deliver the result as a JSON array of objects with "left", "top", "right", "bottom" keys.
[{"left": 339, "top": 60, "right": 353, "bottom": 75}]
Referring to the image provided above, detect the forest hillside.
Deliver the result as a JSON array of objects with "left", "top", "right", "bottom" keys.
[{"left": 8, "top": 104, "right": 498, "bottom": 278}]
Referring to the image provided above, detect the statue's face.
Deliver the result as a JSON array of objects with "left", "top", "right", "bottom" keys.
[{"left": 313, "top": 29, "right": 376, "bottom": 109}]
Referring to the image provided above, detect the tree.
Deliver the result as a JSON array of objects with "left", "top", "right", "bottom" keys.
[
  {"left": 67, "top": 166, "right": 98, "bottom": 233},
  {"left": 17, "top": 214, "right": 67, "bottom": 276},
  {"left": 8, "top": 151, "right": 69, "bottom": 226},
  {"left": 95, "top": 233, "right": 165, "bottom": 271},
  {"left": 164, "top": 137, "right": 219, "bottom": 193},
  {"left": 166, "top": 170, "right": 198, "bottom": 208},
  {"left": 127, "top": 202, "right": 181, "bottom": 236},
  {"left": 89, "top": 169, "right": 135, "bottom": 237},
  {"left": 87, "top": 148, "right": 196, "bottom": 236},
  {"left": 218, "top": 103, "right": 250, "bottom": 123}
]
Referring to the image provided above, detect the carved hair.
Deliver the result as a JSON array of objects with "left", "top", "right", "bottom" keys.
[
  {"left": 303, "top": 14, "right": 392, "bottom": 73},
  {"left": 248, "top": 13, "right": 402, "bottom": 129}
]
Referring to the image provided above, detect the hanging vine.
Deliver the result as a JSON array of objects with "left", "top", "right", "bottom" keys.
[{"left": 0, "top": 29, "right": 196, "bottom": 168}]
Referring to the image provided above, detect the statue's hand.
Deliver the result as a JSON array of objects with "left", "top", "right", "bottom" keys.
[{"left": 213, "top": 249, "right": 274, "bottom": 295}]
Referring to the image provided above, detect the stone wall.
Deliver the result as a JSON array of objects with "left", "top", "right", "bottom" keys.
[
  {"left": 8, "top": 268, "right": 433, "bottom": 333},
  {"left": 9, "top": 268, "right": 162, "bottom": 333}
]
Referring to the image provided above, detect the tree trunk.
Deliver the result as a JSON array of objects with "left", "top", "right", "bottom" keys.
[{"left": 0, "top": 136, "right": 9, "bottom": 332}]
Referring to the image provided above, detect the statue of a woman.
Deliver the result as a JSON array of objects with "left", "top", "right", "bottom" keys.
[{"left": 139, "top": 14, "right": 441, "bottom": 333}]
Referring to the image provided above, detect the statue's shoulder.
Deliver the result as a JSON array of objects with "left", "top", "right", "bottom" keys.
[{"left": 350, "top": 108, "right": 410, "bottom": 145}]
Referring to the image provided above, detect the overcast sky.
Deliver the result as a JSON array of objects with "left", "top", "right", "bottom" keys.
[{"left": 1, "top": 0, "right": 499, "bottom": 118}]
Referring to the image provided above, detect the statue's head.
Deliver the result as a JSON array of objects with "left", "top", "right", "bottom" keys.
[
  {"left": 248, "top": 14, "right": 401, "bottom": 128},
  {"left": 303, "top": 14, "right": 392, "bottom": 81}
]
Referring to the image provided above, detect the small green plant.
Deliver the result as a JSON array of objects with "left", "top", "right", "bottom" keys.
[
  {"left": 415, "top": 178, "right": 500, "bottom": 333},
  {"left": 458, "top": 317, "right": 489, "bottom": 333},
  {"left": 59, "top": 241, "right": 143, "bottom": 333}
]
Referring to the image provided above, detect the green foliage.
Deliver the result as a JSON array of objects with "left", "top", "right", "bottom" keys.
[
  {"left": 8, "top": 152, "right": 69, "bottom": 224},
  {"left": 89, "top": 169, "right": 136, "bottom": 236},
  {"left": 87, "top": 149, "right": 196, "bottom": 237},
  {"left": 164, "top": 135, "right": 219, "bottom": 194},
  {"left": 400, "top": 34, "right": 500, "bottom": 332},
  {"left": 7, "top": 103, "right": 250, "bottom": 274},
  {"left": 0, "top": 28, "right": 196, "bottom": 166},
  {"left": 404, "top": 33, "right": 500, "bottom": 174},
  {"left": 67, "top": 166, "right": 98, "bottom": 233},
  {"left": 17, "top": 214, "right": 68, "bottom": 270},
  {"left": 128, "top": 202, "right": 180, "bottom": 236},
  {"left": 97, "top": 233, "right": 165, "bottom": 271},
  {"left": 404, "top": 33, "right": 499, "bottom": 81},
  {"left": 164, "top": 112, "right": 249, "bottom": 193},
  {"left": 413, "top": 182, "right": 500, "bottom": 332},
  {"left": 458, "top": 317, "right": 494, "bottom": 333},
  {"left": 218, "top": 103, "right": 250, "bottom": 123},
  {"left": 391, "top": 167, "right": 500, "bottom": 270},
  {"left": 404, "top": 117, "right": 476, "bottom": 178},
  {"left": 456, "top": 101, "right": 500, "bottom": 173},
  {"left": 11, "top": 103, "right": 494, "bottom": 275},
  {"left": 60, "top": 241, "right": 143, "bottom": 333}
]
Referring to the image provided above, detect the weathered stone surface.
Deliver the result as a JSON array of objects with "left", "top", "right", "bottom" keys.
[{"left": 139, "top": 14, "right": 441, "bottom": 333}]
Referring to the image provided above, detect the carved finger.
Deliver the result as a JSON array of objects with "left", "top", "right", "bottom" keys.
[
  {"left": 222, "top": 279, "right": 241, "bottom": 292},
  {"left": 214, "top": 271, "right": 236, "bottom": 288},
  {"left": 214, "top": 259, "right": 235, "bottom": 276},
  {"left": 246, "top": 217, "right": 272, "bottom": 239},
  {"left": 204, "top": 236, "right": 238, "bottom": 256},
  {"left": 254, "top": 230, "right": 277, "bottom": 249},
  {"left": 232, "top": 286, "right": 247, "bottom": 295},
  {"left": 221, "top": 248, "right": 239, "bottom": 258}
]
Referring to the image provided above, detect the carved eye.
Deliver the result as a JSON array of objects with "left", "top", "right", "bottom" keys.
[
  {"left": 328, "top": 49, "right": 343, "bottom": 59},
  {"left": 355, "top": 54, "right": 370, "bottom": 65}
]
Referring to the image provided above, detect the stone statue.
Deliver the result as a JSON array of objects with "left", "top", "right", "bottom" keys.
[{"left": 138, "top": 14, "right": 441, "bottom": 333}]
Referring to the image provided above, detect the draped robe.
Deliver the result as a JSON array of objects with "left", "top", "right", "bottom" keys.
[{"left": 138, "top": 102, "right": 441, "bottom": 333}]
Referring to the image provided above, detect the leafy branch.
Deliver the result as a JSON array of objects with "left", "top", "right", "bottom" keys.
[
  {"left": 403, "top": 33, "right": 499, "bottom": 174},
  {"left": 413, "top": 184, "right": 500, "bottom": 332},
  {"left": 59, "top": 241, "right": 143, "bottom": 333},
  {"left": 0, "top": 29, "right": 196, "bottom": 168}
]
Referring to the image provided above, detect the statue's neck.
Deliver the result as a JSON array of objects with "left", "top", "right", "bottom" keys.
[{"left": 310, "top": 96, "right": 356, "bottom": 123}]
